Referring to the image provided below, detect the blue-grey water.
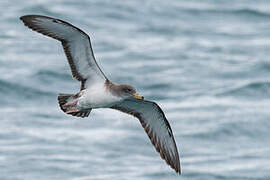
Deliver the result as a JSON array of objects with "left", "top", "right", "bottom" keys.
[{"left": 1, "top": 0, "right": 270, "bottom": 179}]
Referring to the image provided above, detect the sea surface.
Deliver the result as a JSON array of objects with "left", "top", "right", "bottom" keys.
[{"left": 1, "top": 0, "right": 270, "bottom": 179}]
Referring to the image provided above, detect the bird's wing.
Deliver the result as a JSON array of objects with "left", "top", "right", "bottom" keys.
[
  {"left": 20, "top": 15, "right": 107, "bottom": 90},
  {"left": 111, "top": 98, "right": 181, "bottom": 174}
]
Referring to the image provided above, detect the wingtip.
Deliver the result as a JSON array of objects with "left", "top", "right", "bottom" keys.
[
  {"left": 20, "top": 15, "right": 34, "bottom": 21},
  {"left": 19, "top": 15, "right": 35, "bottom": 25},
  {"left": 177, "top": 167, "right": 181, "bottom": 175},
  {"left": 20, "top": 15, "right": 47, "bottom": 23},
  {"left": 19, "top": 15, "right": 28, "bottom": 23},
  {"left": 173, "top": 163, "right": 181, "bottom": 175},
  {"left": 19, "top": 15, "right": 36, "bottom": 31},
  {"left": 176, "top": 157, "right": 181, "bottom": 175}
]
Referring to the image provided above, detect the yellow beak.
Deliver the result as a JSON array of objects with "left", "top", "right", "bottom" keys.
[{"left": 133, "top": 93, "right": 144, "bottom": 100}]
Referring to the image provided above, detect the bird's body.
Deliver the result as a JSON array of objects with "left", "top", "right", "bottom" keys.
[
  {"left": 79, "top": 85, "right": 118, "bottom": 109},
  {"left": 20, "top": 15, "right": 181, "bottom": 174},
  {"left": 78, "top": 82, "right": 121, "bottom": 109}
]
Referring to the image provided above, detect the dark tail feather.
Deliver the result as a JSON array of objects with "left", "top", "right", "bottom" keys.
[
  {"left": 57, "top": 93, "right": 91, "bottom": 118},
  {"left": 58, "top": 93, "right": 74, "bottom": 112},
  {"left": 68, "top": 110, "right": 91, "bottom": 118}
]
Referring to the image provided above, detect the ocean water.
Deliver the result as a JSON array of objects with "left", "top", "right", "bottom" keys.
[{"left": 1, "top": 0, "right": 270, "bottom": 179}]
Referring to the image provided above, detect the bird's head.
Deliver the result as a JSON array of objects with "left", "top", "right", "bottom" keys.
[{"left": 118, "top": 84, "right": 144, "bottom": 100}]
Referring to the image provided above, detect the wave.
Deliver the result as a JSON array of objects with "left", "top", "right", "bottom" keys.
[
  {"left": 20, "top": 4, "right": 61, "bottom": 17},
  {"left": 34, "top": 69, "right": 71, "bottom": 82},
  {"left": 0, "top": 79, "right": 55, "bottom": 105},
  {"left": 217, "top": 81, "right": 270, "bottom": 98},
  {"left": 223, "top": 8, "right": 270, "bottom": 18},
  {"left": 187, "top": 119, "right": 263, "bottom": 140},
  {"left": 184, "top": 8, "right": 270, "bottom": 18}
]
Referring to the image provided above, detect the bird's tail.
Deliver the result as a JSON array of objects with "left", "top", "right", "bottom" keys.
[{"left": 58, "top": 93, "right": 91, "bottom": 118}]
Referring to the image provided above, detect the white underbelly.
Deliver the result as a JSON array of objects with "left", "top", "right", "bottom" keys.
[{"left": 77, "top": 86, "right": 122, "bottom": 109}]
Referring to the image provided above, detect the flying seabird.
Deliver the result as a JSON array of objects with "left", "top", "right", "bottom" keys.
[{"left": 20, "top": 15, "right": 181, "bottom": 174}]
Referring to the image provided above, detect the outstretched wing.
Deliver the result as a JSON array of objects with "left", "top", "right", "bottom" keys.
[
  {"left": 20, "top": 15, "right": 107, "bottom": 89},
  {"left": 111, "top": 98, "right": 181, "bottom": 174}
]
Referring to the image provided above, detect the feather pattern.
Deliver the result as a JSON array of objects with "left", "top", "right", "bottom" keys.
[
  {"left": 20, "top": 15, "right": 107, "bottom": 90},
  {"left": 111, "top": 98, "right": 181, "bottom": 174}
]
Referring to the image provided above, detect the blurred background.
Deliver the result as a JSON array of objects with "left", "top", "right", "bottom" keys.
[{"left": 1, "top": 0, "right": 270, "bottom": 179}]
